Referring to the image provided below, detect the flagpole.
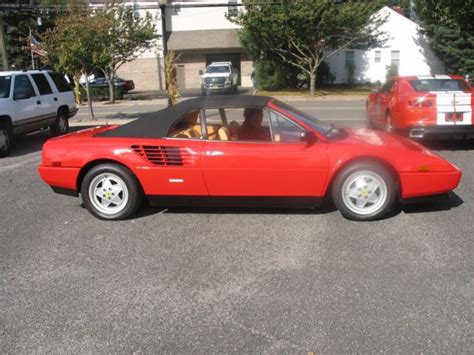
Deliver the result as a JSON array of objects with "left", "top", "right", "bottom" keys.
[{"left": 30, "top": 29, "right": 35, "bottom": 70}]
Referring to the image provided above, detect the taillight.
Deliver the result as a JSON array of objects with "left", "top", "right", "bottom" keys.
[{"left": 408, "top": 98, "right": 433, "bottom": 107}]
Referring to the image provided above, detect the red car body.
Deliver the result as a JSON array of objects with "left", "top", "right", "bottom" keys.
[
  {"left": 367, "top": 75, "right": 474, "bottom": 139},
  {"left": 38, "top": 95, "right": 462, "bottom": 220}
]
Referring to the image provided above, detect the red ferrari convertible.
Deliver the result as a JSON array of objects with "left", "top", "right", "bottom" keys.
[{"left": 38, "top": 95, "right": 462, "bottom": 221}]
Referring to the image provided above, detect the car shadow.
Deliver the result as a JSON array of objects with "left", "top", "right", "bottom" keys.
[
  {"left": 131, "top": 192, "right": 463, "bottom": 220},
  {"left": 9, "top": 126, "right": 95, "bottom": 158},
  {"left": 419, "top": 139, "right": 474, "bottom": 151},
  {"left": 401, "top": 191, "right": 464, "bottom": 214},
  {"left": 134, "top": 202, "right": 338, "bottom": 219}
]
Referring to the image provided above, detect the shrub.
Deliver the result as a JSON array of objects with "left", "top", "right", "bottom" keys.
[
  {"left": 255, "top": 60, "right": 286, "bottom": 90},
  {"left": 79, "top": 85, "right": 124, "bottom": 101}
]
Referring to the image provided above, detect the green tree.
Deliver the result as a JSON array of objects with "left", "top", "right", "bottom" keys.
[
  {"left": 415, "top": 0, "right": 474, "bottom": 78},
  {"left": 94, "top": 5, "right": 156, "bottom": 104},
  {"left": 42, "top": 2, "right": 108, "bottom": 119},
  {"left": 0, "top": 0, "right": 68, "bottom": 70},
  {"left": 234, "top": 0, "right": 388, "bottom": 95}
]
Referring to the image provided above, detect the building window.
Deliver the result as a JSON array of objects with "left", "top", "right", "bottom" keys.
[
  {"left": 391, "top": 50, "right": 400, "bottom": 67},
  {"left": 345, "top": 51, "right": 354, "bottom": 67},
  {"left": 228, "top": 0, "right": 239, "bottom": 17},
  {"left": 375, "top": 50, "right": 381, "bottom": 63}
]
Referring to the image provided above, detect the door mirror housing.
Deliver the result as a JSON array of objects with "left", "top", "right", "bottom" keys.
[
  {"left": 301, "top": 131, "right": 318, "bottom": 144},
  {"left": 14, "top": 91, "right": 31, "bottom": 100}
]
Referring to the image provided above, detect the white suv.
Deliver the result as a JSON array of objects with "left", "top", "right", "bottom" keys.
[
  {"left": 200, "top": 62, "right": 239, "bottom": 95},
  {"left": 0, "top": 70, "right": 77, "bottom": 157}
]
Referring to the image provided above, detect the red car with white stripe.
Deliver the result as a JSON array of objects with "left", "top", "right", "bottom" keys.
[{"left": 367, "top": 75, "right": 474, "bottom": 139}]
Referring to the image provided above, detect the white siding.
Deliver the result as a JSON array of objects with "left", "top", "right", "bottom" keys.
[{"left": 326, "top": 6, "right": 444, "bottom": 84}]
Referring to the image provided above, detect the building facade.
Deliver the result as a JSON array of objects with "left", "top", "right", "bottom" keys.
[{"left": 325, "top": 6, "right": 444, "bottom": 84}]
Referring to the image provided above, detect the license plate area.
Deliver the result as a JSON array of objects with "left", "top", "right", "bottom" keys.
[{"left": 445, "top": 112, "right": 463, "bottom": 122}]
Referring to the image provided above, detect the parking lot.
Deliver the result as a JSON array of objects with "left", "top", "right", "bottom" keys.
[{"left": 1, "top": 98, "right": 473, "bottom": 353}]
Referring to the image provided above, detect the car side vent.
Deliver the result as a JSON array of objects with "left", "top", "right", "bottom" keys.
[{"left": 131, "top": 145, "right": 188, "bottom": 166}]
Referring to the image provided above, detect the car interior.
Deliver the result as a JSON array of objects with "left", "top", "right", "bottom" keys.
[{"left": 168, "top": 107, "right": 306, "bottom": 143}]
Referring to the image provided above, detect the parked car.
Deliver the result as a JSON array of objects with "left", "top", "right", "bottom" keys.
[
  {"left": 200, "top": 62, "right": 239, "bottom": 95},
  {"left": 0, "top": 70, "right": 77, "bottom": 157},
  {"left": 367, "top": 75, "right": 474, "bottom": 140},
  {"left": 89, "top": 76, "right": 135, "bottom": 94},
  {"left": 38, "top": 95, "right": 461, "bottom": 221}
]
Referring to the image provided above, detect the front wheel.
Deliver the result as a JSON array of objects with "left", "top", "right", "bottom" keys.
[
  {"left": 81, "top": 164, "right": 143, "bottom": 220},
  {"left": 50, "top": 110, "right": 69, "bottom": 137},
  {"left": 332, "top": 162, "right": 397, "bottom": 221}
]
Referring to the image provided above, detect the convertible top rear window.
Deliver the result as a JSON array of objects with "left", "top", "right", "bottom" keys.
[{"left": 410, "top": 79, "right": 470, "bottom": 92}]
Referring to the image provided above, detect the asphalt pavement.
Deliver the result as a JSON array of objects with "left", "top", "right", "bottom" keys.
[{"left": 1, "top": 98, "right": 473, "bottom": 353}]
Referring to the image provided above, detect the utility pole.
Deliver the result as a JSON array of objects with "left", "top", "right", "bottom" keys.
[
  {"left": 158, "top": 0, "right": 172, "bottom": 106},
  {"left": 0, "top": 14, "right": 9, "bottom": 70}
]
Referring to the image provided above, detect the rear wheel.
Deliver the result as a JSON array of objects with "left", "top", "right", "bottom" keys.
[
  {"left": 0, "top": 123, "right": 12, "bottom": 158},
  {"left": 50, "top": 110, "right": 69, "bottom": 137},
  {"left": 81, "top": 164, "right": 143, "bottom": 220},
  {"left": 332, "top": 162, "right": 397, "bottom": 221}
]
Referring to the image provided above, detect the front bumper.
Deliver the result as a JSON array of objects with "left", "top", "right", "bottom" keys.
[
  {"left": 201, "top": 83, "right": 233, "bottom": 93},
  {"left": 404, "top": 125, "right": 474, "bottom": 140},
  {"left": 399, "top": 169, "right": 462, "bottom": 199}
]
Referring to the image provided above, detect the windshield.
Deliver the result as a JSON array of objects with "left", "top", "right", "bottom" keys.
[
  {"left": 410, "top": 79, "right": 470, "bottom": 92},
  {"left": 206, "top": 66, "right": 230, "bottom": 74},
  {"left": 273, "top": 99, "right": 332, "bottom": 135},
  {"left": 0, "top": 76, "right": 12, "bottom": 98}
]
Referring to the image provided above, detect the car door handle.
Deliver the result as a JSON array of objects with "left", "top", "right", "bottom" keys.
[
  {"left": 36, "top": 100, "right": 41, "bottom": 105},
  {"left": 206, "top": 151, "right": 224, "bottom": 156}
]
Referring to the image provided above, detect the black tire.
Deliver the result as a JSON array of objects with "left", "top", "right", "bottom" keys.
[
  {"left": 50, "top": 109, "right": 69, "bottom": 137},
  {"left": 0, "top": 122, "right": 12, "bottom": 158},
  {"left": 332, "top": 161, "right": 397, "bottom": 221},
  {"left": 81, "top": 163, "right": 143, "bottom": 220}
]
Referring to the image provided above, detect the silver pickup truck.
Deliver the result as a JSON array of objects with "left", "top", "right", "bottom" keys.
[{"left": 200, "top": 62, "right": 238, "bottom": 95}]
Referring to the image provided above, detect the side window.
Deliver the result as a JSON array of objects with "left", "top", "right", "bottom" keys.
[
  {"left": 381, "top": 80, "right": 394, "bottom": 93},
  {"left": 14, "top": 75, "right": 36, "bottom": 99},
  {"left": 168, "top": 110, "right": 201, "bottom": 139},
  {"left": 31, "top": 74, "right": 53, "bottom": 95},
  {"left": 269, "top": 110, "right": 305, "bottom": 143},
  {"left": 48, "top": 72, "right": 72, "bottom": 92},
  {"left": 214, "top": 107, "right": 271, "bottom": 142}
]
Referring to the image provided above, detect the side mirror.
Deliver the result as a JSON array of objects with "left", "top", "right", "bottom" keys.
[
  {"left": 199, "top": 70, "right": 203, "bottom": 75},
  {"left": 14, "top": 91, "right": 31, "bottom": 100},
  {"left": 301, "top": 131, "right": 318, "bottom": 144}
]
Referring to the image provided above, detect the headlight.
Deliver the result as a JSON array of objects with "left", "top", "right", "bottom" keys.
[{"left": 225, "top": 76, "right": 231, "bottom": 84}]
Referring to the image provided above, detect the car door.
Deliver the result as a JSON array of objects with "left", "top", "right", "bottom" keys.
[
  {"left": 11, "top": 74, "right": 43, "bottom": 133},
  {"left": 202, "top": 108, "right": 328, "bottom": 197},
  {"left": 30, "top": 73, "right": 57, "bottom": 121},
  {"left": 373, "top": 79, "right": 394, "bottom": 126}
]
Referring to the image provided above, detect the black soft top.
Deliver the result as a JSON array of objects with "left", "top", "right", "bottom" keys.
[{"left": 97, "top": 95, "right": 272, "bottom": 138}]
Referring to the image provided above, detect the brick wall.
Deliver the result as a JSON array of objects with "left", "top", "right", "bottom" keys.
[{"left": 117, "top": 57, "right": 164, "bottom": 92}]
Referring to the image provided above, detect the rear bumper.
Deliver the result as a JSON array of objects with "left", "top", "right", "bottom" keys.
[
  {"left": 404, "top": 125, "right": 474, "bottom": 139},
  {"left": 400, "top": 169, "right": 462, "bottom": 199},
  {"left": 38, "top": 165, "right": 80, "bottom": 195}
]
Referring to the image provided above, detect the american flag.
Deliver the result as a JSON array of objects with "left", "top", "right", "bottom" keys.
[{"left": 31, "top": 36, "right": 47, "bottom": 57}]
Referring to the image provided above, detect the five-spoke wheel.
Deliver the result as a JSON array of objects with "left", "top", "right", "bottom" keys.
[
  {"left": 333, "top": 161, "right": 396, "bottom": 221},
  {"left": 81, "top": 164, "right": 142, "bottom": 220}
]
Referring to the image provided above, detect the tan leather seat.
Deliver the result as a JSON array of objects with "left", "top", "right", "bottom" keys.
[
  {"left": 192, "top": 124, "right": 221, "bottom": 140},
  {"left": 217, "top": 126, "right": 231, "bottom": 141}
]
